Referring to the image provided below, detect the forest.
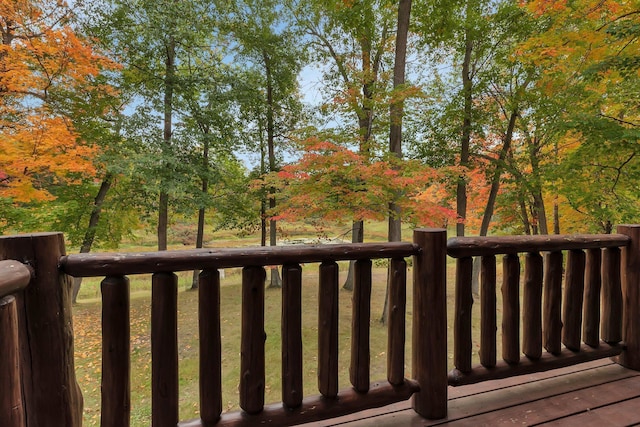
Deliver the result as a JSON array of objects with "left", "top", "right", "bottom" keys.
[{"left": 2, "top": 0, "right": 639, "bottom": 255}]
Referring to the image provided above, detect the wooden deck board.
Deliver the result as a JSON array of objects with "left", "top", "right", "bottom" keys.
[{"left": 296, "top": 360, "right": 640, "bottom": 427}]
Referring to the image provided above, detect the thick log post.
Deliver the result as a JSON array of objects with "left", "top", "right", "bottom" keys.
[
  {"left": 583, "top": 248, "right": 602, "bottom": 347},
  {"left": 601, "top": 247, "right": 622, "bottom": 344},
  {"left": 318, "top": 261, "right": 339, "bottom": 398},
  {"left": 618, "top": 225, "right": 640, "bottom": 369},
  {"left": 387, "top": 258, "right": 407, "bottom": 386},
  {"left": 502, "top": 254, "right": 520, "bottom": 365},
  {"left": 282, "top": 264, "right": 303, "bottom": 409},
  {"left": 199, "top": 269, "right": 222, "bottom": 422},
  {"left": 412, "top": 228, "right": 447, "bottom": 419},
  {"left": 101, "top": 276, "right": 130, "bottom": 427},
  {"left": 562, "top": 250, "right": 586, "bottom": 352},
  {"left": 523, "top": 252, "right": 543, "bottom": 360},
  {"left": 453, "top": 257, "right": 473, "bottom": 373},
  {"left": 480, "top": 255, "right": 497, "bottom": 368},
  {"left": 543, "top": 252, "right": 563, "bottom": 355},
  {"left": 0, "top": 233, "right": 83, "bottom": 427},
  {"left": 0, "top": 296, "right": 24, "bottom": 427},
  {"left": 350, "top": 259, "right": 372, "bottom": 393},
  {"left": 151, "top": 272, "right": 179, "bottom": 427}
]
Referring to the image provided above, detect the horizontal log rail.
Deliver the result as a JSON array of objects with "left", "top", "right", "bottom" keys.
[
  {"left": 446, "top": 228, "right": 636, "bottom": 387},
  {"left": 0, "top": 260, "right": 32, "bottom": 298},
  {"left": 59, "top": 232, "right": 447, "bottom": 426}
]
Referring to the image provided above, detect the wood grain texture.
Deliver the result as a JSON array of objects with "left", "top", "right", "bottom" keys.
[
  {"left": 101, "top": 276, "right": 130, "bottom": 427},
  {"left": 618, "top": 225, "right": 640, "bottom": 369},
  {"left": 562, "top": 250, "right": 586, "bottom": 352},
  {"left": 281, "top": 264, "right": 303, "bottom": 409},
  {"left": 454, "top": 257, "right": 473, "bottom": 373},
  {"left": 502, "top": 254, "right": 520, "bottom": 365},
  {"left": 447, "top": 234, "right": 629, "bottom": 258},
  {"left": 602, "top": 247, "right": 622, "bottom": 344},
  {"left": 318, "top": 261, "right": 339, "bottom": 398},
  {"left": 0, "top": 233, "right": 82, "bottom": 427},
  {"left": 350, "top": 259, "right": 372, "bottom": 393},
  {"left": 199, "top": 269, "right": 222, "bottom": 423},
  {"left": 523, "top": 252, "right": 543, "bottom": 360},
  {"left": 0, "top": 296, "right": 24, "bottom": 427},
  {"left": 61, "top": 243, "right": 420, "bottom": 277},
  {"left": 239, "top": 266, "right": 266, "bottom": 414},
  {"left": 151, "top": 272, "right": 179, "bottom": 427},
  {"left": 480, "top": 255, "right": 497, "bottom": 368},
  {"left": 543, "top": 252, "right": 563, "bottom": 355},
  {"left": 412, "top": 228, "right": 447, "bottom": 419},
  {"left": 387, "top": 258, "right": 406, "bottom": 386},
  {"left": 583, "top": 248, "right": 602, "bottom": 347}
]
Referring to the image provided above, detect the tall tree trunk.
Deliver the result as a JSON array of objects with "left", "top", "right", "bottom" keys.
[
  {"left": 470, "top": 109, "right": 518, "bottom": 294},
  {"left": 191, "top": 137, "right": 209, "bottom": 290},
  {"left": 260, "top": 135, "right": 267, "bottom": 247},
  {"left": 457, "top": 28, "right": 473, "bottom": 237},
  {"left": 72, "top": 174, "right": 113, "bottom": 303},
  {"left": 158, "top": 37, "right": 176, "bottom": 251},
  {"left": 343, "top": 221, "right": 364, "bottom": 291},
  {"left": 264, "top": 50, "right": 282, "bottom": 288},
  {"left": 382, "top": 0, "right": 411, "bottom": 324}
]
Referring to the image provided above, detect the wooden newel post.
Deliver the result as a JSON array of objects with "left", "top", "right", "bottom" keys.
[
  {"left": 0, "top": 233, "right": 83, "bottom": 427},
  {"left": 618, "top": 225, "right": 640, "bottom": 370},
  {"left": 412, "top": 228, "right": 447, "bottom": 419}
]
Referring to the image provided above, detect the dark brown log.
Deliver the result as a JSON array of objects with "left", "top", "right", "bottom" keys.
[
  {"left": 318, "top": 261, "right": 339, "bottom": 398},
  {"left": 61, "top": 242, "right": 420, "bottom": 277},
  {"left": 0, "top": 260, "right": 31, "bottom": 297},
  {"left": 0, "top": 296, "right": 24, "bottom": 427},
  {"left": 523, "top": 252, "right": 543, "bottom": 359},
  {"left": 281, "top": 264, "right": 303, "bottom": 409},
  {"left": 0, "top": 233, "right": 83, "bottom": 427},
  {"left": 454, "top": 257, "right": 473, "bottom": 373},
  {"left": 412, "top": 228, "right": 447, "bottom": 419},
  {"left": 151, "top": 272, "right": 178, "bottom": 427},
  {"left": 602, "top": 247, "right": 622, "bottom": 344},
  {"left": 480, "top": 255, "right": 496, "bottom": 368},
  {"left": 199, "top": 269, "right": 222, "bottom": 423},
  {"left": 387, "top": 258, "right": 406, "bottom": 386},
  {"left": 178, "top": 380, "right": 420, "bottom": 427},
  {"left": 351, "top": 259, "right": 372, "bottom": 392},
  {"left": 543, "top": 252, "right": 563, "bottom": 355},
  {"left": 562, "top": 250, "right": 586, "bottom": 352},
  {"left": 618, "top": 225, "right": 640, "bottom": 370},
  {"left": 448, "top": 341, "right": 622, "bottom": 386},
  {"left": 502, "top": 254, "right": 520, "bottom": 364},
  {"left": 447, "top": 234, "right": 629, "bottom": 258},
  {"left": 101, "top": 276, "right": 130, "bottom": 427},
  {"left": 583, "top": 248, "right": 602, "bottom": 347},
  {"left": 239, "top": 266, "right": 266, "bottom": 414}
]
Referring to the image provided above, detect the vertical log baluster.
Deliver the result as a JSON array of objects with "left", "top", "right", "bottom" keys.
[
  {"left": 318, "top": 261, "right": 339, "bottom": 398},
  {"left": 0, "top": 296, "right": 24, "bottom": 427},
  {"left": 199, "top": 269, "right": 222, "bottom": 423},
  {"left": 583, "top": 248, "right": 602, "bottom": 347},
  {"left": 602, "top": 247, "right": 622, "bottom": 344},
  {"left": 618, "top": 225, "right": 640, "bottom": 369},
  {"left": 151, "top": 272, "right": 178, "bottom": 427},
  {"left": 412, "top": 229, "right": 447, "bottom": 419},
  {"left": 240, "top": 266, "right": 266, "bottom": 414},
  {"left": 454, "top": 257, "right": 473, "bottom": 373},
  {"left": 562, "top": 250, "right": 586, "bottom": 351},
  {"left": 480, "top": 255, "right": 496, "bottom": 368},
  {"left": 502, "top": 254, "right": 520, "bottom": 364},
  {"left": 543, "top": 252, "right": 563, "bottom": 355},
  {"left": 523, "top": 252, "right": 543, "bottom": 359},
  {"left": 101, "top": 276, "right": 130, "bottom": 427},
  {"left": 387, "top": 258, "right": 406, "bottom": 386},
  {"left": 282, "top": 264, "right": 303, "bottom": 409},
  {"left": 351, "top": 259, "right": 372, "bottom": 392}
]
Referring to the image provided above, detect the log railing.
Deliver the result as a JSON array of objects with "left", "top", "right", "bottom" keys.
[
  {"left": 58, "top": 228, "right": 448, "bottom": 426},
  {"left": 0, "top": 259, "right": 32, "bottom": 427},
  {"left": 446, "top": 226, "right": 640, "bottom": 386}
]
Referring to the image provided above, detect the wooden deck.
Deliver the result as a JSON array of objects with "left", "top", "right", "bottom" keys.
[{"left": 299, "top": 359, "right": 640, "bottom": 426}]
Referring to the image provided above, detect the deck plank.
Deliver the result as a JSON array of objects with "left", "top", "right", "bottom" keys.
[
  {"left": 538, "top": 397, "right": 640, "bottom": 426},
  {"left": 303, "top": 360, "right": 640, "bottom": 427}
]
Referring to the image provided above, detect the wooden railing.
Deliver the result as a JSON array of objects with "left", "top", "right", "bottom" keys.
[
  {"left": 57, "top": 228, "right": 448, "bottom": 426},
  {"left": 446, "top": 225, "right": 640, "bottom": 386},
  {"left": 3, "top": 226, "right": 640, "bottom": 426}
]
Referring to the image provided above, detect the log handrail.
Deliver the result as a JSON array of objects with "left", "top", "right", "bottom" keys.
[
  {"left": 447, "top": 230, "right": 633, "bottom": 387},
  {"left": 0, "top": 260, "right": 32, "bottom": 298}
]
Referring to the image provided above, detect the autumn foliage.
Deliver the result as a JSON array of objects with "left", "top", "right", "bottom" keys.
[{"left": 0, "top": 0, "right": 115, "bottom": 202}]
